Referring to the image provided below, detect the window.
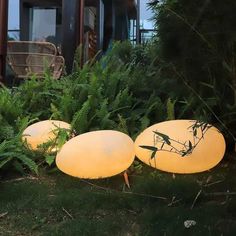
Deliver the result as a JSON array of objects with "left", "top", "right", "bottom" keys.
[
  {"left": 8, "top": 0, "right": 20, "bottom": 40},
  {"left": 129, "top": 19, "right": 137, "bottom": 44},
  {"left": 140, "top": 0, "right": 155, "bottom": 44},
  {"left": 29, "top": 6, "right": 62, "bottom": 46}
]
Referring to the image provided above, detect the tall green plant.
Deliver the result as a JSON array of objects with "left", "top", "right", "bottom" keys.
[{"left": 149, "top": 0, "right": 236, "bottom": 146}]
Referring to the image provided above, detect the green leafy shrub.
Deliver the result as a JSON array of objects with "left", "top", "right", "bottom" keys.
[
  {"left": 1, "top": 42, "right": 171, "bottom": 175},
  {"left": 149, "top": 0, "right": 236, "bottom": 147},
  {"left": 0, "top": 136, "right": 38, "bottom": 175},
  {"left": 0, "top": 111, "right": 39, "bottom": 175}
]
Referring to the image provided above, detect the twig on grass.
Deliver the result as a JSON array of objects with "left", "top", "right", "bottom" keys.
[
  {"left": 204, "top": 191, "right": 236, "bottom": 196},
  {"left": 0, "top": 212, "right": 8, "bottom": 218},
  {"left": 191, "top": 189, "right": 202, "bottom": 209},
  {"left": 80, "top": 179, "right": 167, "bottom": 201},
  {"left": 203, "top": 179, "right": 225, "bottom": 187},
  {"left": 1, "top": 176, "right": 39, "bottom": 183},
  {"left": 62, "top": 207, "right": 74, "bottom": 220},
  {"left": 122, "top": 190, "right": 167, "bottom": 200},
  {"left": 168, "top": 196, "right": 182, "bottom": 207}
]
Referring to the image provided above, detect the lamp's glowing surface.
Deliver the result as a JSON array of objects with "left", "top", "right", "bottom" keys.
[
  {"left": 56, "top": 130, "right": 135, "bottom": 179},
  {"left": 22, "top": 120, "right": 70, "bottom": 151},
  {"left": 134, "top": 120, "right": 226, "bottom": 174}
]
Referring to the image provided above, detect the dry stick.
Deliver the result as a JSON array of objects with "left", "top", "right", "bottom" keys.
[
  {"left": 191, "top": 189, "right": 202, "bottom": 210},
  {"left": 165, "top": 6, "right": 213, "bottom": 50},
  {"left": 166, "top": 2, "right": 232, "bottom": 74},
  {"left": 122, "top": 191, "right": 167, "bottom": 200},
  {"left": 0, "top": 212, "right": 8, "bottom": 218},
  {"left": 1, "top": 176, "right": 39, "bottom": 183},
  {"left": 204, "top": 179, "right": 225, "bottom": 187},
  {"left": 204, "top": 192, "right": 236, "bottom": 197},
  {"left": 168, "top": 198, "right": 182, "bottom": 207},
  {"left": 162, "top": 5, "right": 236, "bottom": 141},
  {"left": 191, "top": 0, "right": 211, "bottom": 30},
  {"left": 172, "top": 66, "right": 236, "bottom": 143},
  {"left": 62, "top": 207, "right": 74, "bottom": 220},
  {"left": 80, "top": 179, "right": 167, "bottom": 200}
]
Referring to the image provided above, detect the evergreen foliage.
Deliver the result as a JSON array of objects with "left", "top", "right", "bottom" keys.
[{"left": 149, "top": 0, "right": 236, "bottom": 145}]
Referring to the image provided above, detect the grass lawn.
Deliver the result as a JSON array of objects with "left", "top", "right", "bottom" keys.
[{"left": 1, "top": 156, "right": 236, "bottom": 236}]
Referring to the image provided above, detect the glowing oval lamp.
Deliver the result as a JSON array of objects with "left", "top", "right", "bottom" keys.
[
  {"left": 22, "top": 120, "right": 71, "bottom": 152},
  {"left": 56, "top": 130, "right": 135, "bottom": 179},
  {"left": 134, "top": 120, "right": 226, "bottom": 174}
]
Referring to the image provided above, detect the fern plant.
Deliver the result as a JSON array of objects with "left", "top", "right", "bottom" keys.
[
  {"left": 0, "top": 41, "right": 173, "bottom": 175},
  {"left": 0, "top": 117, "right": 39, "bottom": 174},
  {"left": 0, "top": 138, "right": 38, "bottom": 175}
]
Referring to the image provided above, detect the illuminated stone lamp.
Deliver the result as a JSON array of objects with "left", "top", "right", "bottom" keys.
[
  {"left": 56, "top": 130, "right": 135, "bottom": 179},
  {"left": 22, "top": 120, "right": 71, "bottom": 152},
  {"left": 134, "top": 120, "right": 226, "bottom": 174}
]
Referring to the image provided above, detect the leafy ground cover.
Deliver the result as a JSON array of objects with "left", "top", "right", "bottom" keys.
[
  {"left": 1, "top": 155, "right": 236, "bottom": 236},
  {"left": 0, "top": 42, "right": 173, "bottom": 174}
]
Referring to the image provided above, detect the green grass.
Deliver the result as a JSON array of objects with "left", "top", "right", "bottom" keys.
[{"left": 1, "top": 157, "right": 236, "bottom": 236}]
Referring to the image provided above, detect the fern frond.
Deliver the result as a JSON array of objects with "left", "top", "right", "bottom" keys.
[
  {"left": 0, "top": 157, "right": 13, "bottom": 169},
  {"left": 50, "top": 103, "right": 61, "bottom": 120},
  {"left": 117, "top": 114, "right": 129, "bottom": 134},
  {"left": 96, "top": 99, "right": 109, "bottom": 119},
  {"left": 16, "top": 154, "right": 39, "bottom": 175},
  {"left": 71, "top": 97, "right": 91, "bottom": 134},
  {"left": 111, "top": 88, "right": 132, "bottom": 110}
]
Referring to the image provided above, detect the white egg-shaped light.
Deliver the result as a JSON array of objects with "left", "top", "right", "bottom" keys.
[
  {"left": 134, "top": 120, "right": 226, "bottom": 174},
  {"left": 22, "top": 120, "right": 71, "bottom": 152},
  {"left": 56, "top": 130, "right": 135, "bottom": 179}
]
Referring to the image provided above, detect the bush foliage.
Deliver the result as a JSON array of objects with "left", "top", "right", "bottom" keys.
[
  {"left": 2, "top": 0, "right": 236, "bottom": 174},
  {"left": 149, "top": 0, "right": 236, "bottom": 145},
  {"left": 0, "top": 42, "right": 173, "bottom": 174}
]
